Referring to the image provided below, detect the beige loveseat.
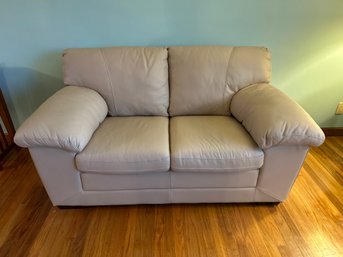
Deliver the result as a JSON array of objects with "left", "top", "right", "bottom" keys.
[{"left": 14, "top": 46, "right": 325, "bottom": 206}]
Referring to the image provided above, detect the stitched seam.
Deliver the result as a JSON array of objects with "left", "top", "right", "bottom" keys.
[
  {"left": 98, "top": 48, "right": 118, "bottom": 114},
  {"left": 171, "top": 155, "right": 264, "bottom": 161},
  {"left": 256, "top": 187, "right": 282, "bottom": 201},
  {"left": 172, "top": 166, "right": 260, "bottom": 171},
  {"left": 77, "top": 158, "right": 170, "bottom": 164},
  {"left": 224, "top": 47, "right": 235, "bottom": 88},
  {"left": 79, "top": 168, "right": 169, "bottom": 174},
  {"left": 265, "top": 134, "right": 325, "bottom": 147},
  {"left": 223, "top": 47, "right": 235, "bottom": 114},
  {"left": 276, "top": 134, "right": 324, "bottom": 139},
  {"left": 83, "top": 187, "right": 170, "bottom": 191}
]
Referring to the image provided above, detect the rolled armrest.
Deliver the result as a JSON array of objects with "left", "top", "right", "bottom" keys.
[
  {"left": 231, "top": 83, "right": 325, "bottom": 149},
  {"left": 14, "top": 86, "right": 108, "bottom": 152}
]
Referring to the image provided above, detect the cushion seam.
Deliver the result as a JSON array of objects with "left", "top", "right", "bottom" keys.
[
  {"left": 223, "top": 47, "right": 235, "bottom": 114},
  {"left": 171, "top": 166, "right": 262, "bottom": 171},
  {"left": 269, "top": 134, "right": 324, "bottom": 140},
  {"left": 170, "top": 155, "right": 264, "bottom": 161},
  {"left": 98, "top": 48, "right": 118, "bottom": 114},
  {"left": 76, "top": 158, "right": 170, "bottom": 164},
  {"left": 78, "top": 167, "right": 170, "bottom": 174}
]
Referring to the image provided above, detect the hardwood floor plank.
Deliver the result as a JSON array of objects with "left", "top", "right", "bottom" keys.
[
  {"left": 0, "top": 137, "right": 342, "bottom": 257},
  {"left": 27, "top": 207, "right": 92, "bottom": 257},
  {"left": 280, "top": 169, "right": 342, "bottom": 256},
  {"left": 0, "top": 187, "right": 51, "bottom": 257},
  {"left": 251, "top": 206, "right": 287, "bottom": 257}
]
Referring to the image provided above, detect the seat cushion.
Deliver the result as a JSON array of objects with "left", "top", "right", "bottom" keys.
[
  {"left": 76, "top": 117, "right": 170, "bottom": 174},
  {"left": 170, "top": 116, "right": 264, "bottom": 172}
]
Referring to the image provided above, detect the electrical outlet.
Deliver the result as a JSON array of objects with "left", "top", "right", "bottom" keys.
[{"left": 335, "top": 102, "right": 343, "bottom": 115}]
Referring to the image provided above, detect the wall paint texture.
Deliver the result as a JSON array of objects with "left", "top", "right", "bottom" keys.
[{"left": 1, "top": 0, "right": 342, "bottom": 127}]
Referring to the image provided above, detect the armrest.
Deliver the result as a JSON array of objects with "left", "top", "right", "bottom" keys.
[
  {"left": 231, "top": 83, "right": 325, "bottom": 149},
  {"left": 14, "top": 86, "right": 108, "bottom": 152}
]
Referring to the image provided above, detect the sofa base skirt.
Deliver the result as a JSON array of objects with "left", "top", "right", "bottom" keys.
[
  {"left": 81, "top": 170, "right": 259, "bottom": 191},
  {"left": 57, "top": 188, "right": 273, "bottom": 206},
  {"left": 29, "top": 146, "right": 307, "bottom": 206}
]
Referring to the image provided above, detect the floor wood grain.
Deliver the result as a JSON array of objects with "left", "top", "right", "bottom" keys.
[{"left": 0, "top": 137, "right": 342, "bottom": 257}]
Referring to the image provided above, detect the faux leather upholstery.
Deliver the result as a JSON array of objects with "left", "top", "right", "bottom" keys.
[
  {"left": 30, "top": 147, "right": 171, "bottom": 205},
  {"left": 81, "top": 170, "right": 259, "bottom": 191},
  {"left": 81, "top": 172, "right": 171, "bottom": 191},
  {"left": 76, "top": 117, "right": 170, "bottom": 174},
  {"left": 170, "top": 116, "right": 264, "bottom": 172},
  {"left": 63, "top": 47, "right": 169, "bottom": 116},
  {"left": 28, "top": 147, "right": 280, "bottom": 205},
  {"left": 169, "top": 46, "right": 271, "bottom": 116},
  {"left": 255, "top": 145, "right": 309, "bottom": 201},
  {"left": 14, "top": 86, "right": 107, "bottom": 152},
  {"left": 171, "top": 170, "right": 259, "bottom": 188},
  {"left": 231, "top": 83, "right": 325, "bottom": 149},
  {"left": 14, "top": 46, "right": 325, "bottom": 206}
]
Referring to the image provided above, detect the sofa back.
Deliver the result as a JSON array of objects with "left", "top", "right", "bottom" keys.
[
  {"left": 63, "top": 47, "right": 169, "bottom": 116},
  {"left": 168, "top": 46, "right": 271, "bottom": 116},
  {"left": 62, "top": 46, "right": 271, "bottom": 117}
]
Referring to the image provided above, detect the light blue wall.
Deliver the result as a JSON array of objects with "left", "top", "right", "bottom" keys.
[{"left": 1, "top": 0, "right": 342, "bottom": 127}]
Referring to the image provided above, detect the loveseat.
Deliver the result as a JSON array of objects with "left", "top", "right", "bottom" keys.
[{"left": 14, "top": 46, "right": 325, "bottom": 206}]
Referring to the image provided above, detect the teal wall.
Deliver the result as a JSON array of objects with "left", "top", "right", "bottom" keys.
[{"left": 1, "top": 0, "right": 342, "bottom": 127}]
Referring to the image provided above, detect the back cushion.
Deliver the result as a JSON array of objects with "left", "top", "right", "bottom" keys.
[
  {"left": 169, "top": 46, "right": 271, "bottom": 116},
  {"left": 63, "top": 47, "right": 169, "bottom": 116}
]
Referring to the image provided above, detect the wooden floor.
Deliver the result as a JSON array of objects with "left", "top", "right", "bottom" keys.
[{"left": 0, "top": 137, "right": 342, "bottom": 257}]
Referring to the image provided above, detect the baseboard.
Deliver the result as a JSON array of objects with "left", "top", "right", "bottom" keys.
[{"left": 321, "top": 127, "right": 343, "bottom": 136}]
